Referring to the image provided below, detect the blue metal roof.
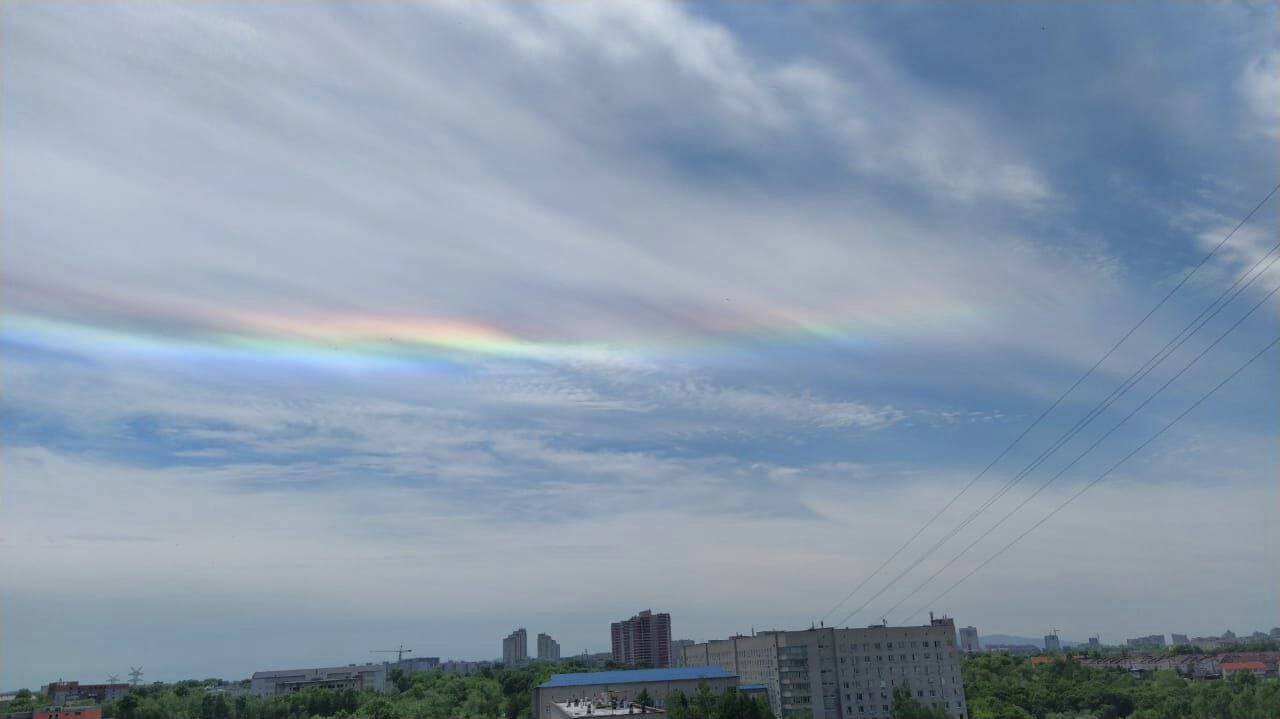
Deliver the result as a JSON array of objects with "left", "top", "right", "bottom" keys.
[
  {"left": 539, "top": 667, "right": 735, "bottom": 688},
  {"left": 739, "top": 684, "right": 767, "bottom": 691}
]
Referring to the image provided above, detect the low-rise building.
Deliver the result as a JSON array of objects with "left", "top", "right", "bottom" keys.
[
  {"left": 1221, "top": 661, "right": 1267, "bottom": 679},
  {"left": 1124, "top": 635, "right": 1166, "bottom": 649},
  {"left": 533, "top": 667, "right": 738, "bottom": 719},
  {"left": 41, "top": 684, "right": 128, "bottom": 705},
  {"left": 250, "top": 664, "right": 387, "bottom": 696}
]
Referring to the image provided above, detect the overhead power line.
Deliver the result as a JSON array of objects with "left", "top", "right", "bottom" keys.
[
  {"left": 859, "top": 240, "right": 1280, "bottom": 622},
  {"left": 819, "top": 183, "right": 1280, "bottom": 626},
  {"left": 901, "top": 329, "right": 1280, "bottom": 622},
  {"left": 879, "top": 278, "right": 1280, "bottom": 621}
]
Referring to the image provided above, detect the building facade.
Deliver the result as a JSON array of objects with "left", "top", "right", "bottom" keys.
[
  {"left": 957, "top": 627, "right": 979, "bottom": 654},
  {"left": 1124, "top": 635, "right": 1166, "bottom": 649},
  {"left": 611, "top": 610, "right": 673, "bottom": 668},
  {"left": 681, "top": 617, "right": 968, "bottom": 719},
  {"left": 1043, "top": 634, "right": 1061, "bottom": 653},
  {"left": 251, "top": 664, "right": 387, "bottom": 696},
  {"left": 505, "top": 628, "right": 530, "bottom": 667},
  {"left": 42, "top": 683, "right": 129, "bottom": 705},
  {"left": 533, "top": 667, "right": 738, "bottom": 719},
  {"left": 671, "top": 640, "right": 696, "bottom": 666},
  {"left": 539, "top": 633, "right": 562, "bottom": 661}
]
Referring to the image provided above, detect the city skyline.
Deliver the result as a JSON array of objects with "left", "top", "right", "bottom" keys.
[{"left": 2, "top": 0, "right": 1277, "bottom": 693}]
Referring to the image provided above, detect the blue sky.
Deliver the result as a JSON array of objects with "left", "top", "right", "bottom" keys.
[{"left": 1, "top": 1, "right": 1277, "bottom": 689}]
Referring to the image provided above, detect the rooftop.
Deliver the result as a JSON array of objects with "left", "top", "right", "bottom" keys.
[
  {"left": 1222, "top": 661, "right": 1266, "bottom": 671},
  {"left": 251, "top": 664, "right": 383, "bottom": 679},
  {"left": 540, "top": 667, "right": 735, "bottom": 689}
]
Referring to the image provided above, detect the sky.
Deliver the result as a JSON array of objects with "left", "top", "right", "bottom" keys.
[{"left": 1, "top": 0, "right": 1278, "bottom": 690}]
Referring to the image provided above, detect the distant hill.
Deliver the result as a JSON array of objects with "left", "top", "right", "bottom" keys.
[{"left": 980, "top": 634, "right": 1083, "bottom": 648}]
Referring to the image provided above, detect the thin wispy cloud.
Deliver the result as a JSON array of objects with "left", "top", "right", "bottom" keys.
[{"left": 1, "top": 0, "right": 1276, "bottom": 689}]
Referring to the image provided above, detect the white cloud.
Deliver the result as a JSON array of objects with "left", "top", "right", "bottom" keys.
[{"left": 1241, "top": 49, "right": 1280, "bottom": 138}]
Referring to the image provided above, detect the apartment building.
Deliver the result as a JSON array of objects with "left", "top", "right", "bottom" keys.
[
  {"left": 957, "top": 627, "right": 979, "bottom": 654},
  {"left": 681, "top": 617, "right": 967, "bottom": 719},
  {"left": 611, "top": 610, "right": 673, "bottom": 667},
  {"left": 539, "top": 633, "right": 562, "bottom": 661},
  {"left": 505, "top": 628, "right": 530, "bottom": 667}
]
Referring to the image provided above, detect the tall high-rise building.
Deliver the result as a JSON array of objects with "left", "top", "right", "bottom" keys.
[
  {"left": 1043, "top": 633, "right": 1061, "bottom": 653},
  {"left": 537, "top": 632, "right": 561, "bottom": 661},
  {"left": 1171, "top": 633, "right": 1190, "bottom": 646},
  {"left": 611, "top": 609, "right": 673, "bottom": 667},
  {"left": 681, "top": 617, "right": 968, "bottom": 719},
  {"left": 503, "top": 628, "right": 529, "bottom": 667},
  {"left": 958, "top": 626, "right": 980, "bottom": 654}
]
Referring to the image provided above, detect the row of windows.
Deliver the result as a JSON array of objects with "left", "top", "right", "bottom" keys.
[{"left": 845, "top": 688, "right": 959, "bottom": 702}]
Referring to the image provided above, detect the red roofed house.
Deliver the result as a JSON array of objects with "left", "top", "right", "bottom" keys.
[
  {"left": 1221, "top": 661, "right": 1267, "bottom": 679},
  {"left": 1030, "top": 656, "right": 1052, "bottom": 666}
]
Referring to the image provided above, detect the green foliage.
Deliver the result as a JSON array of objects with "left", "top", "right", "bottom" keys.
[
  {"left": 888, "top": 687, "right": 948, "bottom": 719},
  {"left": 962, "top": 653, "right": 1280, "bottom": 719},
  {"left": 96, "top": 661, "right": 639, "bottom": 719},
  {"left": 663, "top": 686, "right": 772, "bottom": 719}
]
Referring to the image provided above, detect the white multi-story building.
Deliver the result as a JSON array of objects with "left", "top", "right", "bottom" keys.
[
  {"left": 505, "top": 628, "right": 530, "bottom": 667},
  {"left": 681, "top": 617, "right": 968, "bottom": 719},
  {"left": 539, "top": 633, "right": 562, "bottom": 661}
]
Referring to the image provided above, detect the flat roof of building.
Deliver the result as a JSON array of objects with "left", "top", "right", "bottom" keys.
[
  {"left": 252, "top": 664, "right": 383, "bottom": 679},
  {"left": 540, "top": 667, "right": 735, "bottom": 688}
]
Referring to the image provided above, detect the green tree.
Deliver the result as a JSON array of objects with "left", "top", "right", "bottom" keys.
[
  {"left": 665, "top": 690, "right": 689, "bottom": 719},
  {"left": 690, "top": 680, "right": 717, "bottom": 719},
  {"left": 889, "top": 687, "right": 948, "bottom": 719}
]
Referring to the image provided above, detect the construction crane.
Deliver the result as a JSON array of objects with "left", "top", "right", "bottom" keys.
[{"left": 371, "top": 645, "right": 414, "bottom": 663}]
